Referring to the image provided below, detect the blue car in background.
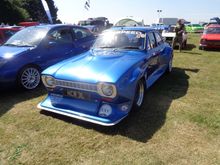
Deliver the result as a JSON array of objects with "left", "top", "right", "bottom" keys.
[
  {"left": 0, "top": 25, "right": 95, "bottom": 90},
  {"left": 38, "top": 27, "right": 173, "bottom": 126}
]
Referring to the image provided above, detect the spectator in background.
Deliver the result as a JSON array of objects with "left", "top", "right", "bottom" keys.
[{"left": 172, "top": 19, "right": 185, "bottom": 52}]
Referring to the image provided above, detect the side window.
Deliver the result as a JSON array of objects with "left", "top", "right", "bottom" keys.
[
  {"left": 48, "top": 28, "right": 73, "bottom": 44},
  {"left": 146, "top": 36, "right": 151, "bottom": 50},
  {"left": 147, "top": 32, "right": 157, "bottom": 49},
  {"left": 154, "top": 32, "right": 163, "bottom": 45},
  {"left": 72, "top": 28, "right": 92, "bottom": 40}
]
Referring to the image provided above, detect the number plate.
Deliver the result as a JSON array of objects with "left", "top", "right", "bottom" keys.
[{"left": 65, "top": 90, "right": 90, "bottom": 100}]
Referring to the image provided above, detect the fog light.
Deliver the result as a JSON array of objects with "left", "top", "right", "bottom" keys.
[
  {"left": 99, "top": 104, "right": 112, "bottom": 117},
  {"left": 121, "top": 104, "right": 129, "bottom": 112}
]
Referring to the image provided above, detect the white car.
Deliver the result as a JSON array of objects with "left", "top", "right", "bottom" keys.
[{"left": 162, "top": 26, "right": 187, "bottom": 49}]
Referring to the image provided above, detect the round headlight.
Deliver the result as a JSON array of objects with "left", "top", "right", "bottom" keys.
[
  {"left": 42, "top": 75, "right": 56, "bottom": 88},
  {"left": 99, "top": 104, "right": 112, "bottom": 117},
  {"left": 102, "top": 84, "right": 114, "bottom": 96},
  {"left": 98, "top": 83, "right": 117, "bottom": 98}
]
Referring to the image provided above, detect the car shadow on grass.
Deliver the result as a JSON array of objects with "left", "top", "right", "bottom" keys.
[
  {"left": 184, "top": 44, "right": 196, "bottom": 51},
  {"left": 41, "top": 67, "right": 198, "bottom": 143},
  {"left": 0, "top": 85, "right": 47, "bottom": 117}
]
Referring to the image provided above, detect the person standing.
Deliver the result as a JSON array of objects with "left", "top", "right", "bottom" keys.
[{"left": 172, "top": 19, "right": 185, "bottom": 52}]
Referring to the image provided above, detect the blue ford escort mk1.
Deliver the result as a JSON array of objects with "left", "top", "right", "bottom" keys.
[
  {"left": 38, "top": 27, "right": 173, "bottom": 126},
  {"left": 0, "top": 25, "right": 95, "bottom": 90}
]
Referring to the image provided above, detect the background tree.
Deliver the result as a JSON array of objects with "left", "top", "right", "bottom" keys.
[
  {"left": 45, "top": 0, "right": 61, "bottom": 23},
  {"left": 22, "top": 0, "right": 49, "bottom": 23},
  {"left": 0, "top": 0, "right": 29, "bottom": 25},
  {"left": 0, "top": 0, "right": 60, "bottom": 25}
]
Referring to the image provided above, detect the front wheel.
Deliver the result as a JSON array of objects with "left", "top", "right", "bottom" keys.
[
  {"left": 18, "top": 66, "right": 41, "bottom": 90},
  {"left": 132, "top": 79, "right": 145, "bottom": 110},
  {"left": 166, "top": 57, "right": 173, "bottom": 74}
]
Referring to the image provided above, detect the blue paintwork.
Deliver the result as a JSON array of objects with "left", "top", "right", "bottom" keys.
[
  {"left": 38, "top": 27, "right": 173, "bottom": 126},
  {"left": 0, "top": 24, "right": 96, "bottom": 88}
]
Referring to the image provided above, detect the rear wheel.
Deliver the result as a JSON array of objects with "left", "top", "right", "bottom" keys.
[{"left": 18, "top": 65, "right": 41, "bottom": 90}]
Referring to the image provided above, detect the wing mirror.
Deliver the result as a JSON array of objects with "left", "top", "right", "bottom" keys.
[{"left": 46, "top": 40, "right": 56, "bottom": 48}]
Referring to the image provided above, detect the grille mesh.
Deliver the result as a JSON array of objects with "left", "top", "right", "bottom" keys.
[{"left": 55, "top": 79, "right": 97, "bottom": 92}]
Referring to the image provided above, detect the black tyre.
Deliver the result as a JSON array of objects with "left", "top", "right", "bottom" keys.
[
  {"left": 132, "top": 79, "right": 145, "bottom": 110},
  {"left": 18, "top": 65, "right": 41, "bottom": 90},
  {"left": 199, "top": 46, "right": 205, "bottom": 50}
]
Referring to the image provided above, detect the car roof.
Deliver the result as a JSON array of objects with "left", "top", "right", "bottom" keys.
[
  {"left": 207, "top": 24, "right": 220, "bottom": 28},
  {"left": 27, "top": 24, "right": 88, "bottom": 30},
  {"left": 0, "top": 27, "right": 20, "bottom": 30},
  {"left": 110, "top": 26, "right": 155, "bottom": 33}
]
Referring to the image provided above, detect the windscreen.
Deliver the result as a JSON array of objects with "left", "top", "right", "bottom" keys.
[
  {"left": 93, "top": 30, "right": 146, "bottom": 50},
  {"left": 204, "top": 27, "right": 220, "bottom": 34},
  {"left": 4, "top": 26, "right": 49, "bottom": 47}
]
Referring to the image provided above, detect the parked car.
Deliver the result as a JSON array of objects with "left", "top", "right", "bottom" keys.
[
  {"left": 151, "top": 23, "right": 169, "bottom": 33},
  {"left": 38, "top": 27, "right": 173, "bottom": 126},
  {"left": 0, "top": 27, "right": 21, "bottom": 45},
  {"left": 79, "top": 17, "right": 113, "bottom": 34},
  {"left": 199, "top": 24, "right": 220, "bottom": 50},
  {"left": 185, "top": 24, "right": 204, "bottom": 33},
  {"left": 0, "top": 24, "right": 96, "bottom": 90},
  {"left": 204, "top": 17, "right": 220, "bottom": 28},
  {"left": 18, "top": 21, "right": 40, "bottom": 27},
  {"left": 162, "top": 26, "right": 187, "bottom": 48}
]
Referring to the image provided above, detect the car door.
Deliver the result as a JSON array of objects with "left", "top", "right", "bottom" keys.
[
  {"left": 154, "top": 32, "right": 168, "bottom": 71},
  {"left": 71, "top": 27, "right": 95, "bottom": 54},
  {"left": 146, "top": 32, "right": 159, "bottom": 78},
  {"left": 39, "top": 27, "right": 75, "bottom": 69}
]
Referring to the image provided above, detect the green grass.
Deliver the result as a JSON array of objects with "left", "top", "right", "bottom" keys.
[{"left": 0, "top": 34, "right": 220, "bottom": 165}]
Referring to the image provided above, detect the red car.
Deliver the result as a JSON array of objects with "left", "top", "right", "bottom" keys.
[
  {"left": 0, "top": 27, "right": 21, "bottom": 45},
  {"left": 18, "top": 22, "right": 39, "bottom": 27},
  {"left": 199, "top": 24, "right": 220, "bottom": 50}
]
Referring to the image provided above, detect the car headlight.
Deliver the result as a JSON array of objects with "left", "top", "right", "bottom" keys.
[
  {"left": 97, "top": 82, "right": 117, "bottom": 98},
  {"left": 42, "top": 75, "right": 56, "bottom": 88}
]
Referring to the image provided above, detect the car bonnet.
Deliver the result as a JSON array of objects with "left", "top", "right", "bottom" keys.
[{"left": 46, "top": 49, "right": 146, "bottom": 84}]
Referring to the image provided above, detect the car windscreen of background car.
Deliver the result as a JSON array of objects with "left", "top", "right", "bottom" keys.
[
  {"left": 204, "top": 27, "right": 220, "bottom": 34},
  {"left": 93, "top": 30, "right": 146, "bottom": 50},
  {"left": 4, "top": 27, "right": 49, "bottom": 47}
]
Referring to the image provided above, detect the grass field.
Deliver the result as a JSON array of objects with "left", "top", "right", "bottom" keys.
[{"left": 0, "top": 34, "right": 220, "bottom": 165}]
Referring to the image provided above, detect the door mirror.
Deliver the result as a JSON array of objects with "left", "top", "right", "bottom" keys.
[{"left": 46, "top": 40, "right": 56, "bottom": 48}]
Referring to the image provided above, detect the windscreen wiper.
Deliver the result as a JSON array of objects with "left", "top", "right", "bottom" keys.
[
  {"left": 120, "top": 46, "right": 140, "bottom": 49},
  {"left": 3, "top": 43, "right": 19, "bottom": 47}
]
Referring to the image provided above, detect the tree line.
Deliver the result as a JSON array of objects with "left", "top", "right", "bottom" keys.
[{"left": 0, "top": 0, "right": 61, "bottom": 25}]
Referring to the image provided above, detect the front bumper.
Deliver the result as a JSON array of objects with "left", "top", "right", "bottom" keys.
[
  {"left": 200, "top": 43, "right": 220, "bottom": 49},
  {"left": 37, "top": 95, "right": 128, "bottom": 126}
]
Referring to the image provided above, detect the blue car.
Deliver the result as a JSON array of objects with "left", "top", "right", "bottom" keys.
[
  {"left": 0, "top": 25, "right": 95, "bottom": 90},
  {"left": 38, "top": 27, "right": 173, "bottom": 126}
]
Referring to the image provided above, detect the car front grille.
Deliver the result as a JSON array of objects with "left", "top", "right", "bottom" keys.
[
  {"left": 55, "top": 79, "right": 98, "bottom": 92},
  {"left": 207, "top": 40, "right": 220, "bottom": 46}
]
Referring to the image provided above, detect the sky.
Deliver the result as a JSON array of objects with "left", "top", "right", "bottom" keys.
[{"left": 53, "top": 0, "right": 220, "bottom": 25}]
